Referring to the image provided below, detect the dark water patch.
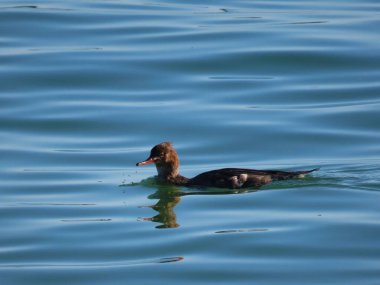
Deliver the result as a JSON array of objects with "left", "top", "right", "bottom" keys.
[
  {"left": 0, "top": 5, "right": 75, "bottom": 11},
  {"left": 288, "top": 20, "right": 329, "bottom": 25},
  {"left": 2, "top": 5, "right": 38, "bottom": 9}
]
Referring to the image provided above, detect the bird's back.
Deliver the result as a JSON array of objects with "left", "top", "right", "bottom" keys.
[{"left": 187, "top": 167, "right": 319, "bottom": 189}]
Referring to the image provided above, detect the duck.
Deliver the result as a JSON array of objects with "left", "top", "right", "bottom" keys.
[{"left": 136, "top": 142, "right": 319, "bottom": 189}]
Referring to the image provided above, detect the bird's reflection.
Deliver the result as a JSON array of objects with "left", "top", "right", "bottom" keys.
[
  {"left": 143, "top": 184, "right": 182, "bottom": 229},
  {"left": 138, "top": 179, "right": 253, "bottom": 229}
]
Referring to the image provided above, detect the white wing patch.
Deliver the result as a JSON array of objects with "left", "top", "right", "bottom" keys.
[
  {"left": 229, "top": 173, "right": 248, "bottom": 188},
  {"left": 238, "top": 173, "right": 248, "bottom": 184}
]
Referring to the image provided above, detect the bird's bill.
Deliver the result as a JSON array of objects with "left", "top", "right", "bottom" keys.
[{"left": 136, "top": 157, "right": 155, "bottom": 166}]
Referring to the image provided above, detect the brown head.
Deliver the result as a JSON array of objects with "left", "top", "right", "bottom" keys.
[{"left": 136, "top": 142, "right": 180, "bottom": 180}]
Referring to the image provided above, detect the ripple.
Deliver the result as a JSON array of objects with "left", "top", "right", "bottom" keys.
[
  {"left": 215, "top": 228, "right": 269, "bottom": 234},
  {"left": 288, "top": 20, "right": 329, "bottom": 25},
  {"left": 0, "top": 256, "right": 184, "bottom": 269},
  {"left": 19, "top": 203, "right": 96, "bottom": 206},
  {"left": 61, "top": 219, "right": 112, "bottom": 222},
  {"left": 209, "top": 75, "right": 274, "bottom": 81}
]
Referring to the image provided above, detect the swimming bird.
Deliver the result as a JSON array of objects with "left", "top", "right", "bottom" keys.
[{"left": 136, "top": 142, "right": 319, "bottom": 189}]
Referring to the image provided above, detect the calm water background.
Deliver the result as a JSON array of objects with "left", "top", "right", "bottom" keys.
[{"left": 1, "top": 0, "right": 380, "bottom": 284}]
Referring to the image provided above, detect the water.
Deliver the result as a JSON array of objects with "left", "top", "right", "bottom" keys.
[{"left": 1, "top": 0, "right": 380, "bottom": 284}]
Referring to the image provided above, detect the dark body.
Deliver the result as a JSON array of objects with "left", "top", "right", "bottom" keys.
[{"left": 187, "top": 167, "right": 319, "bottom": 189}]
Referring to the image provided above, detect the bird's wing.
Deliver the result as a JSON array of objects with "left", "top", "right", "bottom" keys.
[{"left": 188, "top": 167, "right": 319, "bottom": 189}]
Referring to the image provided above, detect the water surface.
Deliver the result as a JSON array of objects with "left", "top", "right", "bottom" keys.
[{"left": 1, "top": 1, "right": 380, "bottom": 284}]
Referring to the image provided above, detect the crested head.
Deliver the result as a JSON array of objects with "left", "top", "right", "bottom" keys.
[
  {"left": 136, "top": 142, "right": 180, "bottom": 181},
  {"left": 149, "top": 141, "right": 174, "bottom": 159}
]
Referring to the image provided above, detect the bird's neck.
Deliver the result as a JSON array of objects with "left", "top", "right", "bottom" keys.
[
  {"left": 155, "top": 163, "right": 189, "bottom": 185},
  {"left": 156, "top": 164, "right": 178, "bottom": 180}
]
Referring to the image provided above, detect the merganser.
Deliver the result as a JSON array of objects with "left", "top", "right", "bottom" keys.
[{"left": 136, "top": 142, "right": 319, "bottom": 189}]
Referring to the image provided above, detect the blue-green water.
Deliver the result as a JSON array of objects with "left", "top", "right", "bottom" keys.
[{"left": 1, "top": 1, "right": 380, "bottom": 284}]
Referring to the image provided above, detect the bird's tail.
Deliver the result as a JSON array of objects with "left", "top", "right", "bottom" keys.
[
  {"left": 293, "top": 167, "right": 320, "bottom": 178},
  {"left": 266, "top": 167, "right": 320, "bottom": 180},
  {"left": 297, "top": 167, "right": 320, "bottom": 174}
]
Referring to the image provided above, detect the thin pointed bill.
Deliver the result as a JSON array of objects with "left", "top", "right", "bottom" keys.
[{"left": 136, "top": 157, "right": 155, "bottom": 166}]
